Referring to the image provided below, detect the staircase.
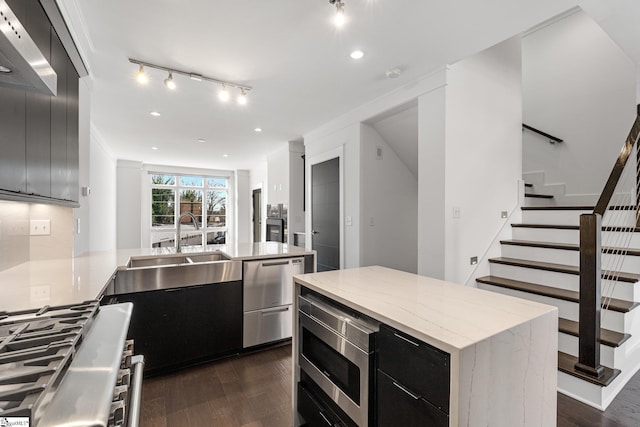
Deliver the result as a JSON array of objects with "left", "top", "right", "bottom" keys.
[{"left": 476, "top": 205, "right": 640, "bottom": 409}]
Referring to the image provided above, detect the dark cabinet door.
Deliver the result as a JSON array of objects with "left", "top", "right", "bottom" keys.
[
  {"left": 0, "top": 87, "right": 26, "bottom": 193},
  {"left": 117, "top": 281, "right": 242, "bottom": 375},
  {"left": 376, "top": 369, "right": 448, "bottom": 427},
  {"left": 66, "top": 58, "right": 79, "bottom": 202},
  {"left": 50, "top": 29, "right": 68, "bottom": 200}
]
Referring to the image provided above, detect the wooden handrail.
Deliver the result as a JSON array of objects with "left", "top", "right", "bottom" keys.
[
  {"left": 522, "top": 123, "right": 564, "bottom": 143},
  {"left": 593, "top": 115, "right": 640, "bottom": 215}
]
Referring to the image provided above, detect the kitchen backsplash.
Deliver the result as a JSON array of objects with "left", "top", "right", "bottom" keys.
[{"left": 0, "top": 201, "right": 73, "bottom": 272}]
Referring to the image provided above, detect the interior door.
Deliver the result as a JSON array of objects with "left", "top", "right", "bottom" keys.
[
  {"left": 311, "top": 157, "right": 340, "bottom": 271},
  {"left": 253, "top": 188, "right": 262, "bottom": 242}
]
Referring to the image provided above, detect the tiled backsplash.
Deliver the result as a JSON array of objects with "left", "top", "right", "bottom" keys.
[{"left": 0, "top": 201, "right": 73, "bottom": 272}]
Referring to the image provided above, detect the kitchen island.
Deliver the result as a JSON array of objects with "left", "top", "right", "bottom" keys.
[{"left": 293, "top": 266, "right": 558, "bottom": 427}]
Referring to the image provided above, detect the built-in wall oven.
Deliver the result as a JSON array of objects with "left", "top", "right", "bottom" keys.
[{"left": 297, "top": 293, "right": 379, "bottom": 427}]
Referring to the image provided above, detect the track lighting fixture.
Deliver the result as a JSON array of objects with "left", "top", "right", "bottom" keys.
[
  {"left": 330, "top": 0, "right": 345, "bottom": 27},
  {"left": 135, "top": 64, "right": 148, "bottom": 84},
  {"left": 164, "top": 72, "right": 176, "bottom": 90},
  {"left": 129, "top": 58, "right": 252, "bottom": 105}
]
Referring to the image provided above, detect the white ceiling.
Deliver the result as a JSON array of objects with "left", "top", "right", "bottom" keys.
[{"left": 58, "top": 0, "right": 639, "bottom": 172}]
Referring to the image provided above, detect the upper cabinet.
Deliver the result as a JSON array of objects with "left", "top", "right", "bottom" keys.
[{"left": 0, "top": 0, "right": 81, "bottom": 206}]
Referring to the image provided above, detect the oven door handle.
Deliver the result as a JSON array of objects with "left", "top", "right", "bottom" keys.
[{"left": 127, "top": 355, "right": 145, "bottom": 427}]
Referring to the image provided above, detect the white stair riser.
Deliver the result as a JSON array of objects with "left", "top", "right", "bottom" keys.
[
  {"left": 488, "top": 263, "right": 638, "bottom": 301},
  {"left": 558, "top": 373, "right": 605, "bottom": 409},
  {"left": 512, "top": 228, "right": 640, "bottom": 247},
  {"left": 477, "top": 282, "right": 626, "bottom": 332},
  {"left": 500, "top": 244, "right": 640, "bottom": 272},
  {"left": 558, "top": 333, "right": 620, "bottom": 368},
  {"left": 522, "top": 210, "right": 636, "bottom": 226},
  {"left": 524, "top": 197, "right": 556, "bottom": 207}
]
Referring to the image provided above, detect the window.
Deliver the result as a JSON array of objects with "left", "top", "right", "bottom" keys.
[{"left": 150, "top": 173, "right": 229, "bottom": 248}]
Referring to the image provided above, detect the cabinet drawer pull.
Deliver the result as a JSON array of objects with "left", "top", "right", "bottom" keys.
[
  {"left": 319, "top": 411, "right": 332, "bottom": 426},
  {"left": 393, "top": 332, "right": 420, "bottom": 347},
  {"left": 392, "top": 381, "right": 421, "bottom": 400},
  {"left": 261, "top": 306, "right": 289, "bottom": 315},
  {"left": 261, "top": 260, "right": 289, "bottom": 267}
]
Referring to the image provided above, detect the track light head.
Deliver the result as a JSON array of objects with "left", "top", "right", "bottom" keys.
[
  {"left": 332, "top": 1, "right": 345, "bottom": 27},
  {"left": 135, "top": 65, "right": 148, "bottom": 84},
  {"left": 218, "top": 86, "right": 230, "bottom": 102},
  {"left": 164, "top": 72, "right": 176, "bottom": 90},
  {"left": 237, "top": 88, "right": 248, "bottom": 105}
]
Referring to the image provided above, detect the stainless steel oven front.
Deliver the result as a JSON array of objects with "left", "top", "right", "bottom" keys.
[{"left": 297, "top": 294, "right": 379, "bottom": 427}]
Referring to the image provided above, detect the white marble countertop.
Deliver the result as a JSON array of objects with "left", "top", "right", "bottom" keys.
[
  {"left": 0, "top": 243, "right": 313, "bottom": 312},
  {"left": 293, "top": 266, "right": 557, "bottom": 353}
]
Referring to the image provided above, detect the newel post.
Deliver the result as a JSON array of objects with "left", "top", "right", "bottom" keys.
[{"left": 575, "top": 213, "right": 604, "bottom": 378}]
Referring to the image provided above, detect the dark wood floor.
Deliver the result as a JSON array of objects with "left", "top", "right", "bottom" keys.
[{"left": 141, "top": 343, "right": 640, "bottom": 427}]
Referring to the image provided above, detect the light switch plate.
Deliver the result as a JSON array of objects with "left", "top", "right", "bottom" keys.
[
  {"left": 345, "top": 216, "right": 352, "bottom": 226},
  {"left": 453, "top": 207, "right": 461, "bottom": 219},
  {"left": 30, "top": 219, "right": 51, "bottom": 236}
]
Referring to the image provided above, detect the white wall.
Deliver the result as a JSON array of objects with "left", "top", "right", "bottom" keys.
[
  {"left": 360, "top": 123, "right": 418, "bottom": 273},
  {"left": 73, "top": 78, "right": 91, "bottom": 255},
  {"left": 88, "top": 133, "right": 117, "bottom": 251},
  {"left": 116, "top": 160, "right": 142, "bottom": 249},
  {"left": 267, "top": 145, "right": 289, "bottom": 205},
  {"left": 418, "top": 85, "right": 447, "bottom": 279},
  {"left": 443, "top": 37, "right": 523, "bottom": 284},
  {"left": 523, "top": 10, "right": 636, "bottom": 199}
]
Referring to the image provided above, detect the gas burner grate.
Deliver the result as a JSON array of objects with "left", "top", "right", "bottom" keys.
[{"left": 0, "top": 300, "right": 100, "bottom": 425}]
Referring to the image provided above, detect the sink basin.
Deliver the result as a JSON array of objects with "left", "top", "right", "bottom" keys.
[
  {"left": 127, "top": 256, "right": 189, "bottom": 268},
  {"left": 186, "top": 253, "right": 228, "bottom": 263}
]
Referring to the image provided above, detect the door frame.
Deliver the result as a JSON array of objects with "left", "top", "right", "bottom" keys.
[
  {"left": 306, "top": 145, "right": 344, "bottom": 270},
  {"left": 252, "top": 187, "right": 262, "bottom": 243}
]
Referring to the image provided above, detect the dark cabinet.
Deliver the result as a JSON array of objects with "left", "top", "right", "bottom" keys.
[
  {"left": 115, "top": 281, "right": 242, "bottom": 376},
  {"left": 0, "top": 0, "right": 80, "bottom": 205},
  {"left": 0, "top": 87, "right": 26, "bottom": 193},
  {"left": 376, "top": 324, "right": 450, "bottom": 427}
]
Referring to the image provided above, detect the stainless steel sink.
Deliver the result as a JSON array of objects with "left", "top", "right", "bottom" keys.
[
  {"left": 127, "top": 256, "right": 189, "bottom": 268},
  {"left": 114, "top": 259, "right": 242, "bottom": 294},
  {"left": 185, "top": 253, "right": 228, "bottom": 263}
]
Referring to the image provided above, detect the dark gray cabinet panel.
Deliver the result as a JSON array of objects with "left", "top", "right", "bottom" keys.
[
  {"left": 0, "top": 0, "right": 80, "bottom": 205},
  {"left": 66, "top": 58, "right": 79, "bottom": 202},
  {"left": 0, "top": 87, "right": 26, "bottom": 193},
  {"left": 50, "top": 29, "right": 68, "bottom": 200}
]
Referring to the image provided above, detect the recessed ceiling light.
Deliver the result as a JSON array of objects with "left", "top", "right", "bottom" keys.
[
  {"left": 151, "top": 146, "right": 158, "bottom": 150},
  {"left": 385, "top": 67, "right": 402, "bottom": 79},
  {"left": 197, "top": 138, "right": 206, "bottom": 143},
  {"left": 223, "top": 154, "right": 229, "bottom": 158},
  {"left": 150, "top": 111, "right": 161, "bottom": 117},
  {"left": 350, "top": 50, "right": 364, "bottom": 60},
  {"left": 254, "top": 128, "right": 262, "bottom": 133}
]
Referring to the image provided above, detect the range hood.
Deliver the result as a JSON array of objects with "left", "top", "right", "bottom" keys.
[{"left": 0, "top": 0, "right": 57, "bottom": 95}]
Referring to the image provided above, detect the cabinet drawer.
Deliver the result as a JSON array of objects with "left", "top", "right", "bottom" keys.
[
  {"left": 378, "top": 324, "right": 450, "bottom": 413},
  {"left": 376, "top": 369, "right": 448, "bottom": 427},
  {"left": 298, "top": 382, "right": 351, "bottom": 427},
  {"left": 243, "top": 305, "right": 292, "bottom": 348}
]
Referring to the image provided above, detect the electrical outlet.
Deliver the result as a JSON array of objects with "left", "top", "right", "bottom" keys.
[
  {"left": 369, "top": 217, "right": 375, "bottom": 226},
  {"left": 345, "top": 216, "right": 352, "bottom": 226},
  {"left": 470, "top": 256, "right": 478, "bottom": 265},
  {"left": 453, "top": 207, "right": 461, "bottom": 219},
  {"left": 501, "top": 211, "right": 508, "bottom": 219},
  {"left": 30, "top": 285, "right": 51, "bottom": 301},
  {"left": 30, "top": 219, "right": 51, "bottom": 236}
]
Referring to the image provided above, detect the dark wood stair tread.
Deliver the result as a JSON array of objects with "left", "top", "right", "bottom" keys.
[
  {"left": 476, "top": 275, "right": 638, "bottom": 313},
  {"left": 558, "top": 318, "right": 630, "bottom": 348},
  {"left": 488, "top": 257, "right": 640, "bottom": 283},
  {"left": 522, "top": 205, "right": 635, "bottom": 211},
  {"left": 558, "top": 351, "right": 620, "bottom": 387},
  {"left": 501, "top": 239, "right": 640, "bottom": 257},
  {"left": 525, "top": 183, "right": 533, "bottom": 188},
  {"left": 524, "top": 193, "right": 554, "bottom": 199},
  {"left": 512, "top": 224, "right": 640, "bottom": 232}
]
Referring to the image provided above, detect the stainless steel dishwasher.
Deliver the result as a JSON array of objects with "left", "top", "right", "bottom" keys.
[{"left": 243, "top": 257, "right": 304, "bottom": 347}]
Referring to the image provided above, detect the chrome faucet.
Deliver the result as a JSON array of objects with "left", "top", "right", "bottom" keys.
[{"left": 176, "top": 212, "right": 200, "bottom": 253}]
